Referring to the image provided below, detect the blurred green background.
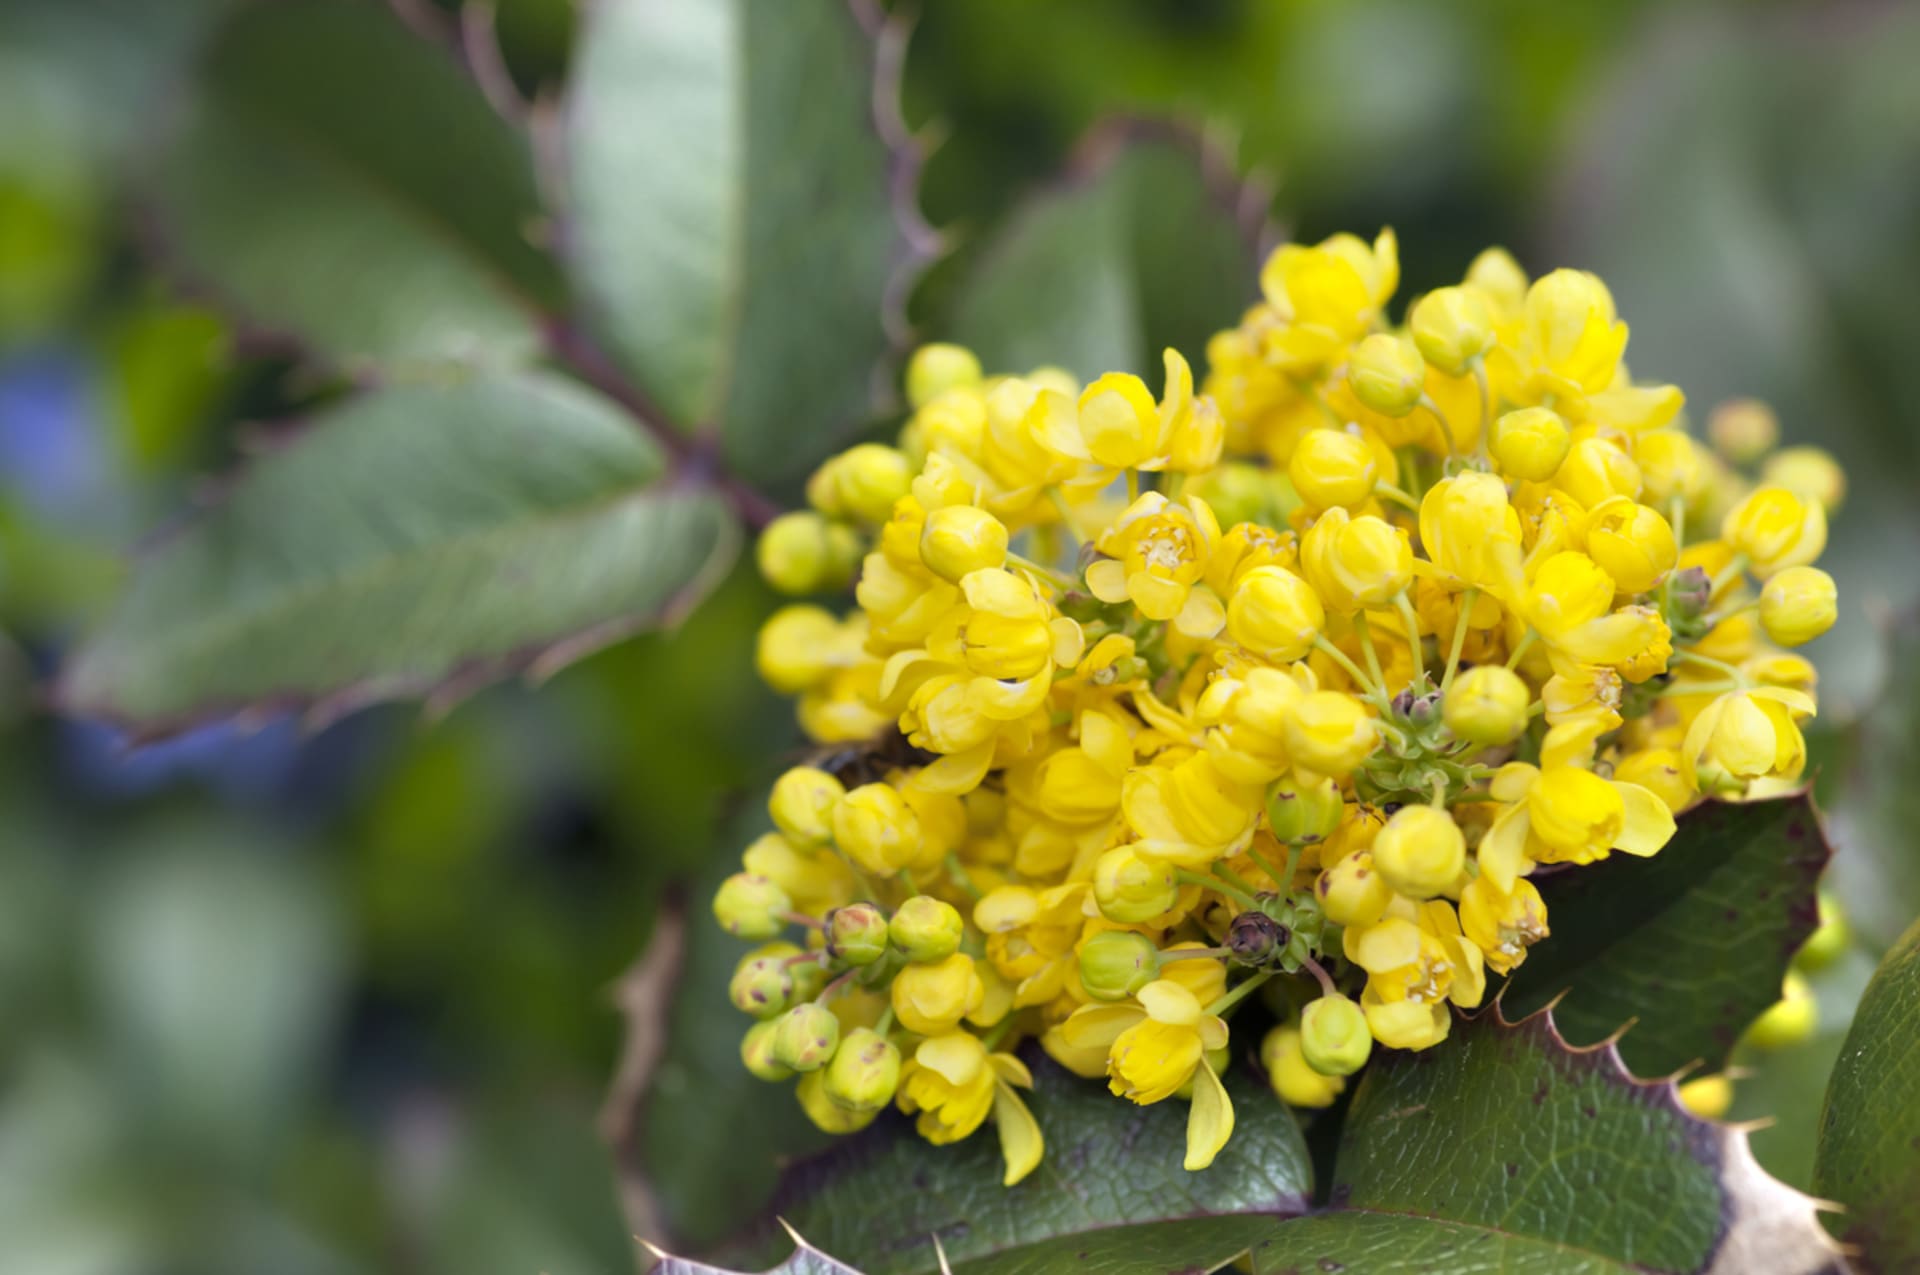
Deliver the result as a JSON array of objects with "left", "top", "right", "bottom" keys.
[{"left": 2, "top": 0, "right": 1917, "bottom": 1271}]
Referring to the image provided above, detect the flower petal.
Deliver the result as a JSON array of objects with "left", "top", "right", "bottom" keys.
[
  {"left": 1183, "top": 1060, "right": 1235, "bottom": 1171},
  {"left": 1478, "top": 801, "right": 1533, "bottom": 895},
  {"left": 993, "top": 1080, "right": 1045, "bottom": 1186},
  {"left": 1611, "top": 780, "right": 1677, "bottom": 856},
  {"left": 1057, "top": 1003, "right": 1144, "bottom": 1050},
  {"left": 1085, "top": 558, "right": 1130, "bottom": 604}
]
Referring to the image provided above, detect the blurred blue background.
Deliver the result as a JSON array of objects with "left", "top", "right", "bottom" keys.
[{"left": 2, "top": 0, "right": 1916, "bottom": 1271}]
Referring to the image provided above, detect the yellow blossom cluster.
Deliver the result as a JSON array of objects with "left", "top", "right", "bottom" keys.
[{"left": 716, "top": 229, "right": 1844, "bottom": 1182}]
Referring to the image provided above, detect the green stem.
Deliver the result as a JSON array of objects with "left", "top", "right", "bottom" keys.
[
  {"left": 1178, "top": 869, "right": 1255, "bottom": 906},
  {"left": 1047, "top": 488, "right": 1084, "bottom": 551},
  {"left": 1418, "top": 394, "right": 1459, "bottom": 469},
  {"left": 1246, "top": 845, "right": 1289, "bottom": 888},
  {"left": 1395, "top": 591, "right": 1427, "bottom": 689},
  {"left": 1205, "top": 970, "right": 1275, "bottom": 1017},
  {"left": 1126, "top": 468, "right": 1141, "bottom": 503},
  {"left": 1354, "top": 612, "right": 1389, "bottom": 693},
  {"left": 982, "top": 1017, "right": 1015, "bottom": 1050},
  {"left": 1440, "top": 588, "right": 1477, "bottom": 694},
  {"left": 1299, "top": 954, "right": 1339, "bottom": 998},
  {"left": 1314, "top": 636, "right": 1385, "bottom": 703},
  {"left": 1375, "top": 483, "right": 1422, "bottom": 513},
  {"left": 945, "top": 853, "right": 983, "bottom": 900},
  {"left": 1158, "top": 945, "right": 1233, "bottom": 964},
  {"left": 875, "top": 1006, "right": 896, "bottom": 1037},
  {"left": 1213, "top": 863, "right": 1264, "bottom": 897},
  {"left": 1505, "top": 630, "right": 1537, "bottom": 670},
  {"left": 1006, "top": 551, "right": 1074, "bottom": 589},
  {"left": 1662, "top": 679, "right": 1743, "bottom": 697},
  {"left": 1672, "top": 649, "right": 1746, "bottom": 681}
]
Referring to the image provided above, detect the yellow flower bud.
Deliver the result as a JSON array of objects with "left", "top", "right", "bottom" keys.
[
  {"left": 891, "top": 951, "right": 986, "bottom": 1035},
  {"left": 1742, "top": 971, "right": 1816, "bottom": 1050},
  {"left": 1410, "top": 285, "right": 1495, "bottom": 376},
  {"left": 1708, "top": 398, "right": 1778, "bottom": 464},
  {"left": 890, "top": 895, "right": 964, "bottom": 963},
  {"left": 1444, "top": 664, "right": 1529, "bottom": 745},
  {"left": 1372, "top": 805, "right": 1466, "bottom": 900},
  {"left": 756, "top": 511, "right": 854, "bottom": 595},
  {"left": 1678, "top": 1074, "right": 1733, "bottom": 1120},
  {"left": 1722, "top": 486, "right": 1827, "bottom": 578},
  {"left": 772, "top": 1002, "right": 841, "bottom": 1072},
  {"left": 769, "top": 766, "right": 846, "bottom": 848},
  {"left": 905, "top": 343, "right": 982, "bottom": 409},
  {"left": 1283, "top": 691, "right": 1377, "bottom": 779},
  {"left": 1465, "top": 246, "right": 1527, "bottom": 314},
  {"left": 1078, "top": 930, "right": 1159, "bottom": 1002},
  {"left": 832, "top": 443, "right": 913, "bottom": 523},
  {"left": 1555, "top": 436, "right": 1641, "bottom": 508},
  {"left": 1759, "top": 566, "right": 1837, "bottom": 647},
  {"left": 919, "top": 505, "right": 1008, "bottom": 583},
  {"left": 822, "top": 1026, "right": 901, "bottom": 1111},
  {"left": 832, "top": 782, "right": 923, "bottom": 877},
  {"left": 1301, "top": 508, "right": 1413, "bottom": 612},
  {"left": 1491, "top": 406, "right": 1570, "bottom": 482},
  {"left": 1093, "top": 846, "right": 1179, "bottom": 923},
  {"left": 713, "top": 872, "right": 791, "bottom": 940},
  {"left": 826, "top": 902, "right": 889, "bottom": 965},
  {"left": 1348, "top": 333, "right": 1427, "bottom": 417},
  {"left": 1683, "top": 689, "right": 1811, "bottom": 792},
  {"left": 1226, "top": 565, "right": 1325, "bottom": 663},
  {"left": 1523, "top": 269, "right": 1625, "bottom": 393},
  {"left": 1288, "top": 428, "right": 1379, "bottom": 510},
  {"left": 1261, "top": 1025, "right": 1343, "bottom": 1107},
  {"left": 740, "top": 1020, "right": 793, "bottom": 1081},
  {"left": 1316, "top": 850, "right": 1392, "bottom": 927},
  {"left": 797, "top": 1069, "right": 880, "bottom": 1133},
  {"left": 1586, "top": 497, "right": 1677, "bottom": 594},
  {"left": 755, "top": 605, "right": 842, "bottom": 694},
  {"left": 1795, "top": 890, "right": 1848, "bottom": 972},
  {"left": 1761, "top": 445, "right": 1846, "bottom": 513},
  {"left": 1635, "top": 430, "right": 1706, "bottom": 507},
  {"left": 1300, "top": 994, "right": 1373, "bottom": 1076}
]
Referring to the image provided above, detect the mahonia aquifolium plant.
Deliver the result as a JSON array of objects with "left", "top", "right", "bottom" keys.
[{"left": 717, "top": 229, "right": 1847, "bottom": 1184}]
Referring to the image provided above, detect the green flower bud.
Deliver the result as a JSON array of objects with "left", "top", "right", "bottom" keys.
[
  {"left": 771, "top": 1002, "right": 841, "bottom": 1072},
  {"left": 755, "top": 511, "right": 852, "bottom": 596},
  {"left": 728, "top": 948, "right": 797, "bottom": 1020},
  {"left": 822, "top": 1027, "right": 901, "bottom": 1111},
  {"left": 826, "top": 902, "right": 891, "bottom": 966},
  {"left": 1348, "top": 333, "right": 1426, "bottom": 417},
  {"left": 1300, "top": 994, "right": 1373, "bottom": 1077},
  {"left": 740, "top": 1020, "right": 792, "bottom": 1081},
  {"left": 889, "top": 896, "right": 964, "bottom": 963},
  {"left": 788, "top": 954, "right": 831, "bottom": 1003},
  {"left": 1267, "top": 776, "right": 1344, "bottom": 844},
  {"left": 1092, "top": 847, "right": 1179, "bottom": 924},
  {"left": 713, "top": 872, "right": 792, "bottom": 940},
  {"left": 1443, "top": 665, "right": 1530, "bottom": 746},
  {"left": 1743, "top": 972, "right": 1817, "bottom": 1051},
  {"left": 1078, "top": 930, "right": 1159, "bottom": 1001}
]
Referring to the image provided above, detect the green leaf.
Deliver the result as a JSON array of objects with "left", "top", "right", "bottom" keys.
[
  {"left": 565, "top": 0, "right": 925, "bottom": 480},
  {"left": 1503, "top": 793, "right": 1831, "bottom": 1077},
  {"left": 1814, "top": 916, "right": 1920, "bottom": 1272},
  {"left": 1832, "top": 615, "right": 1920, "bottom": 957},
  {"left": 946, "top": 123, "right": 1264, "bottom": 382},
  {"left": 760, "top": 1053, "right": 1311, "bottom": 1275},
  {"left": 1248, "top": 1008, "right": 1836, "bottom": 1275},
  {"left": 647, "top": 1227, "right": 858, "bottom": 1275},
  {"left": 59, "top": 373, "right": 738, "bottom": 733},
  {"left": 154, "top": 0, "right": 557, "bottom": 372}
]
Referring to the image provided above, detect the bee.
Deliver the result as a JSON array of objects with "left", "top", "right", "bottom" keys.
[{"left": 804, "top": 728, "right": 939, "bottom": 789}]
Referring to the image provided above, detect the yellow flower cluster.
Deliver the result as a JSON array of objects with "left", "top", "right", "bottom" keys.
[{"left": 717, "top": 229, "right": 1844, "bottom": 1182}]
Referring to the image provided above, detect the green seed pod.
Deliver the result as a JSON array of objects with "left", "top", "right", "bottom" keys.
[
  {"left": 1299, "top": 994, "right": 1373, "bottom": 1077},
  {"left": 827, "top": 902, "right": 890, "bottom": 966},
  {"left": 713, "top": 872, "right": 792, "bottom": 940},
  {"left": 889, "top": 896, "right": 964, "bottom": 963},
  {"left": 822, "top": 1027, "right": 901, "bottom": 1111},
  {"left": 771, "top": 1002, "right": 842, "bottom": 1073},
  {"left": 1078, "top": 930, "right": 1160, "bottom": 1001},
  {"left": 740, "top": 1020, "right": 793, "bottom": 1081}
]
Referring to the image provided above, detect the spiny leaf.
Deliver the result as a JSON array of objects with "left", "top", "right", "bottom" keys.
[
  {"left": 946, "top": 120, "right": 1269, "bottom": 383},
  {"left": 750, "top": 1049, "right": 1311, "bottom": 1275},
  {"left": 59, "top": 373, "right": 738, "bottom": 735},
  {"left": 564, "top": 0, "right": 933, "bottom": 481},
  {"left": 1814, "top": 915, "right": 1920, "bottom": 1273},
  {"left": 1503, "top": 792, "right": 1831, "bottom": 1077},
  {"left": 646, "top": 1223, "right": 861, "bottom": 1275},
  {"left": 1247, "top": 1006, "right": 1841, "bottom": 1275},
  {"left": 151, "top": 0, "right": 558, "bottom": 371}
]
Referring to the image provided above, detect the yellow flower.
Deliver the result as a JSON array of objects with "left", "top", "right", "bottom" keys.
[
  {"left": 1513, "top": 268, "right": 1628, "bottom": 408},
  {"left": 1284, "top": 691, "right": 1378, "bottom": 780},
  {"left": 1035, "top": 709, "right": 1134, "bottom": 824},
  {"left": 1196, "top": 666, "right": 1303, "bottom": 785},
  {"left": 1417, "top": 471, "right": 1524, "bottom": 599},
  {"left": 832, "top": 782, "right": 923, "bottom": 877},
  {"left": 1721, "top": 486, "right": 1827, "bottom": 577},
  {"left": 1371, "top": 805, "right": 1466, "bottom": 900},
  {"left": 1257, "top": 228, "right": 1399, "bottom": 372},
  {"left": 1476, "top": 762, "right": 1675, "bottom": 886},
  {"left": 892, "top": 951, "right": 987, "bottom": 1035},
  {"left": 1262, "top": 1024, "right": 1343, "bottom": 1107},
  {"left": 1759, "top": 566, "right": 1837, "bottom": 647},
  {"left": 1287, "top": 427, "right": 1381, "bottom": 511},
  {"left": 1060, "top": 979, "right": 1235, "bottom": 1170},
  {"left": 1123, "top": 750, "right": 1263, "bottom": 866},
  {"left": 1226, "top": 564, "right": 1326, "bottom": 662},
  {"left": 1410, "top": 285, "right": 1495, "bottom": 377},
  {"left": 1086, "top": 492, "right": 1226, "bottom": 636},
  {"left": 896, "top": 1032, "right": 1042, "bottom": 1185},
  {"left": 1034, "top": 349, "right": 1210, "bottom": 478},
  {"left": 1584, "top": 496, "right": 1677, "bottom": 594},
  {"left": 1458, "top": 876, "right": 1548, "bottom": 975},
  {"left": 1347, "top": 905, "right": 1484, "bottom": 1051},
  {"left": 1681, "top": 687, "right": 1815, "bottom": 794}
]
